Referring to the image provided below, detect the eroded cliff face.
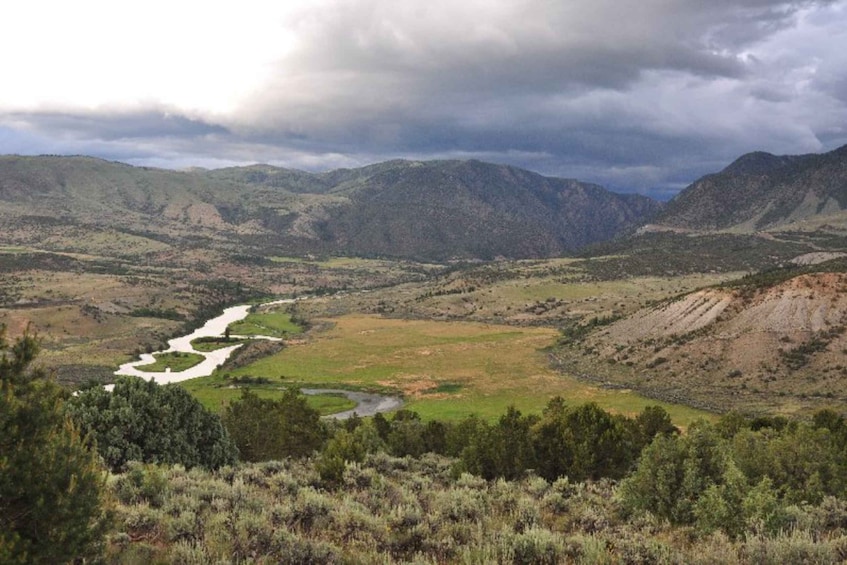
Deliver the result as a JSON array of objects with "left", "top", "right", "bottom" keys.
[{"left": 580, "top": 271, "right": 847, "bottom": 414}]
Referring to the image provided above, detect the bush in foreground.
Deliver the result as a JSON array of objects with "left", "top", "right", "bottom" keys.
[
  {"left": 69, "top": 376, "right": 238, "bottom": 472},
  {"left": 104, "top": 452, "right": 847, "bottom": 564}
]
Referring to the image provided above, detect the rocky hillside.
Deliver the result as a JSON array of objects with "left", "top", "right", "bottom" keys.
[
  {"left": 652, "top": 144, "right": 847, "bottom": 231},
  {"left": 572, "top": 260, "right": 847, "bottom": 414},
  {"left": 0, "top": 156, "right": 661, "bottom": 260}
]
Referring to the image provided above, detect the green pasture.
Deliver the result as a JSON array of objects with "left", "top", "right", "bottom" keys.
[
  {"left": 0, "top": 246, "right": 30, "bottom": 254},
  {"left": 227, "top": 309, "right": 303, "bottom": 338},
  {"left": 268, "top": 256, "right": 309, "bottom": 264},
  {"left": 208, "top": 314, "right": 712, "bottom": 426},
  {"left": 267, "top": 255, "right": 400, "bottom": 270},
  {"left": 190, "top": 337, "right": 246, "bottom": 352},
  {"left": 313, "top": 257, "right": 393, "bottom": 269},
  {"left": 305, "top": 393, "right": 357, "bottom": 415},
  {"left": 135, "top": 351, "right": 205, "bottom": 372}
]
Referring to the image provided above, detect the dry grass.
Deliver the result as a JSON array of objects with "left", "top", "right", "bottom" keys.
[{"left": 0, "top": 270, "right": 185, "bottom": 365}]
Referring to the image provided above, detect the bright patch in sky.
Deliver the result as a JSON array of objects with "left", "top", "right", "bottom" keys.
[{"left": 2, "top": 1, "right": 300, "bottom": 113}]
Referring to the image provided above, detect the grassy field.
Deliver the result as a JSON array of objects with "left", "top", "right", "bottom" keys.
[
  {"left": 0, "top": 245, "right": 30, "bottom": 253},
  {"left": 202, "top": 314, "right": 712, "bottom": 426},
  {"left": 190, "top": 337, "right": 247, "bottom": 351},
  {"left": 136, "top": 351, "right": 205, "bottom": 372},
  {"left": 227, "top": 309, "right": 303, "bottom": 337}
]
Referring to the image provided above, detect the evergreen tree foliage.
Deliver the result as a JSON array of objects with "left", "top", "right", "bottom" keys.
[
  {"left": 386, "top": 410, "right": 427, "bottom": 458},
  {"left": 633, "top": 405, "right": 680, "bottom": 444},
  {"left": 222, "top": 388, "right": 325, "bottom": 461},
  {"left": 622, "top": 411, "right": 847, "bottom": 535},
  {"left": 68, "top": 376, "right": 238, "bottom": 472},
  {"left": 421, "top": 419, "right": 449, "bottom": 454},
  {"left": 460, "top": 406, "right": 538, "bottom": 480},
  {"left": 551, "top": 402, "right": 637, "bottom": 481},
  {"left": 444, "top": 414, "right": 486, "bottom": 457},
  {"left": 0, "top": 329, "right": 108, "bottom": 563},
  {"left": 371, "top": 412, "right": 392, "bottom": 442},
  {"left": 621, "top": 420, "right": 728, "bottom": 524},
  {"left": 454, "top": 400, "right": 665, "bottom": 482},
  {"left": 732, "top": 424, "right": 843, "bottom": 504},
  {"left": 531, "top": 398, "right": 574, "bottom": 480}
]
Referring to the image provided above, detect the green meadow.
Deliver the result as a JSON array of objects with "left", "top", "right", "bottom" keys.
[
  {"left": 135, "top": 351, "right": 204, "bottom": 372},
  {"left": 227, "top": 309, "right": 303, "bottom": 338},
  {"left": 179, "top": 380, "right": 357, "bottom": 415},
  {"left": 190, "top": 337, "right": 247, "bottom": 351},
  {"left": 188, "top": 314, "right": 712, "bottom": 426}
]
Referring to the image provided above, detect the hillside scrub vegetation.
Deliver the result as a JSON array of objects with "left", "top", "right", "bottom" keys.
[
  {"left": 8, "top": 337, "right": 847, "bottom": 562},
  {"left": 87, "top": 387, "right": 847, "bottom": 562},
  {"left": 102, "top": 409, "right": 847, "bottom": 563}
]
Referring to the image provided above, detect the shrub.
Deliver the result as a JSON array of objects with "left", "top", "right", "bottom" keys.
[
  {"left": 742, "top": 529, "right": 839, "bottom": 564},
  {"left": 69, "top": 377, "right": 238, "bottom": 471},
  {"left": 113, "top": 462, "right": 170, "bottom": 507}
]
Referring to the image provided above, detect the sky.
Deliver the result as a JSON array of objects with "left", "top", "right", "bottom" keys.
[{"left": 2, "top": 0, "right": 846, "bottom": 199}]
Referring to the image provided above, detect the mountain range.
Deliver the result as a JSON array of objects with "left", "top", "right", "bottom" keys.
[
  {"left": 0, "top": 156, "right": 660, "bottom": 260},
  {"left": 2, "top": 143, "right": 847, "bottom": 260}
]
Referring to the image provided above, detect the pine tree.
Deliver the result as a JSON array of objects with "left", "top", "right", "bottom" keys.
[
  {"left": 223, "top": 388, "right": 325, "bottom": 461},
  {"left": 0, "top": 329, "right": 108, "bottom": 563}
]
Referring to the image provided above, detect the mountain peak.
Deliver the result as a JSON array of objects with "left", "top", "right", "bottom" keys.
[
  {"left": 655, "top": 144, "right": 847, "bottom": 232},
  {"left": 721, "top": 151, "right": 793, "bottom": 176}
]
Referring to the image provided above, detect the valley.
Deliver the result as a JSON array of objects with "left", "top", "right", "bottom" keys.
[
  {"left": 4, "top": 149, "right": 847, "bottom": 420},
  {"left": 7, "top": 0, "right": 847, "bottom": 557},
  {"left": 6, "top": 147, "right": 847, "bottom": 563},
  {"left": 3, "top": 224, "right": 845, "bottom": 421}
]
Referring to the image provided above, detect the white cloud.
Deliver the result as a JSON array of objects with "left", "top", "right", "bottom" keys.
[{"left": 0, "top": 1, "right": 300, "bottom": 114}]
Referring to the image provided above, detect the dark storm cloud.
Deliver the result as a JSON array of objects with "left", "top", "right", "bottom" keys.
[
  {"left": 220, "top": 0, "right": 847, "bottom": 193},
  {"left": 5, "top": 110, "right": 229, "bottom": 142}
]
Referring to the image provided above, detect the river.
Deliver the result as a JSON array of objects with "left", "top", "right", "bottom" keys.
[
  {"left": 302, "top": 389, "right": 403, "bottom": 419},
  {"left": 114, "top": 298, "right": 402, "bottom": 418}
]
